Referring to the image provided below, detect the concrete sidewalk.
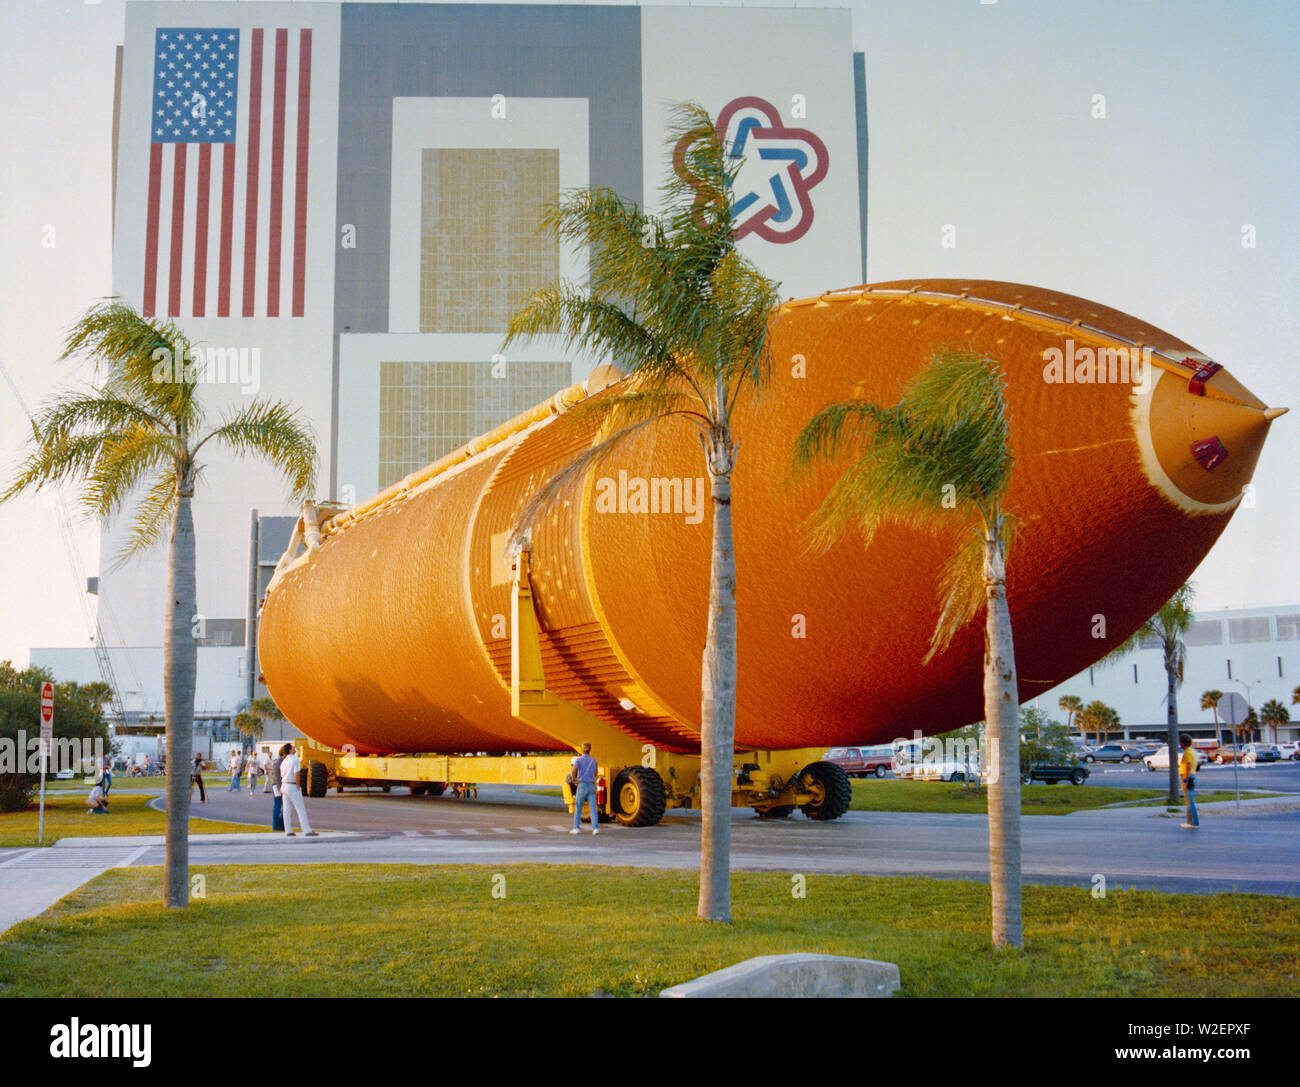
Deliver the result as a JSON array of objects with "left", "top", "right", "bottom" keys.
[{"left": 0, "top": 832, "right": 358, "bottom": 936}]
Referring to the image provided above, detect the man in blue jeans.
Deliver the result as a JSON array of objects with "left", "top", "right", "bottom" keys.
[{"left": 569, "top": 742, "right": 600, "bottom": 836}]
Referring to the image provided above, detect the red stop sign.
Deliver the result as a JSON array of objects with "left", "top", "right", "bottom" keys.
[{"left": 40, "top": 682, "right": 54, "bottom": 725}]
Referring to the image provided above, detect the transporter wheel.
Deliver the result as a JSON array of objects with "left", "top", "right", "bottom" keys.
[
  {"left": 611, "top": 767, "right": 667, "bottom": 827},
  {"left": 755, "top": 805, "right": 794, "bottom": 819},
  {"left": 427, "top": 782, "right": 447, "bottom": 797},
  {"left": 409, "top": 783, "right": 427, "bottom": 797},
  {"left": 307, "top": 761, "right": 329, "bottom": 798},
  {"left": 797, "top": 761, "right": 853, "bottom": 821}
]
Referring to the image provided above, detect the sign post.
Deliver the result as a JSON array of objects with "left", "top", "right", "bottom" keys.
[
  {"left": 38, "top": 682, "right": 54, "bottom": 844},
  {"left": 1218, "top": 692, "right": 1248, "bottom": 807}
]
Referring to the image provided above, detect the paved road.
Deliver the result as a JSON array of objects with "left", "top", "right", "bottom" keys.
[
  {"left": 1082, "top": 759, "right": 1300, "bottom": 793},
  {"left": 113, "top": 784, "right": 1300, "bottom": 897}
]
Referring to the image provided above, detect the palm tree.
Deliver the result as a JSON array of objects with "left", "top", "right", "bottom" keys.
[
  {"left": 793, "top": 347, "right": 1023, "bottom": 949},
  {"left": 503, "top": 103, "right": 781, "bottom": 923},
  {"left": 1059, "top": 694, "right": 1083, "bottom": 741},
  {"left": 1078, "top": 700, "right": 1120, "bottom": 744},
  {"left": 1102, "top": 583, "right": 1195, "bottom": 804},
  {"left": 1259, "top": 700, "right": 1288, "bottom": 745},
  {"left": 2, "top": 301, "right": 316, "bottom": 907},
  {"left": 232, "top": 696, "right": 286, "bottom": 741},
  {"left": 1201, "top": 689, "right": 1224, "bottom": 745}
]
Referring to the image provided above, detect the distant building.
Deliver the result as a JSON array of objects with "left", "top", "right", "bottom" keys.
[
  {"left": 1039, "top": 605, "right": 1299, "bottom": 744},
  {"left": 33, "top": 1, "right": 868, "bottom": 726}
]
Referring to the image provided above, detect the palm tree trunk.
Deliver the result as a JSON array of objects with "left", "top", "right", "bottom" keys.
[
  {"left": 1164, "top": 650, "right": 1180, "bottom": 806},
  {"left": 164, "top": 492, "right": 197, "bottom": 908},
  {"left": 697, "top": 458, "right": 736, "bottom": 923},
  {"left": 983, "top": 529, "right": 1022, "bottom": 949}
]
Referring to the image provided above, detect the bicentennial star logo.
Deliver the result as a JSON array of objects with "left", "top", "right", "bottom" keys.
[{"left": 676, "top": 97, "right": 830, "bottom": 245}]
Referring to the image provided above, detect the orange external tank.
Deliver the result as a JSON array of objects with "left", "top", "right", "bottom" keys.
[{"left": 258, "top": 280, "right": 1284, "bottom": 756}]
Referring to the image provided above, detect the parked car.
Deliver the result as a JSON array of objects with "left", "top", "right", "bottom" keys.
[
  {"left": 1023, "top": 764, "right": 1090, "bottom": 786},
  {"left": 1277, "top": 741, "right": 1300, "bottom": 761},
  {"left": 899, "top": 758, "right": 982, "bottom": 783},
  {"left": 1083, "top": 742, "right": 1148, "bottom": 764},
  {"left": 1142, "top": 745, "right": 1170, "bottom": 771},
  {"left": 824, "top": 745, "right": 894, "bottom": 779},
  {"left": 1209, "top": 742, "right": 1280, "bottom": 764},
  {"left": 1192, "top": 738, "right": 1220, "bottom": 760}
]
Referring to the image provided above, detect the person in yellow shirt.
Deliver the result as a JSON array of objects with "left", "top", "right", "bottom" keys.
[{"left": 1178, "top": 733, "right": 1199, "bottom": 829}]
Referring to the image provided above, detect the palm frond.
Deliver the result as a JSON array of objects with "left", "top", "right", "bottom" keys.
[
  {"left": 925, "top": 511, "right": 1020, "bottom": 661},
  {"left": 83, "top": 427, "right": 176, "bottom": 521},
  {"left": 195, "top": 400, "right": 318, "bottom": 499},
  {"left": 60, "top": 299, "right": 202, "bottom": 427},
  {"left": 111, "top": 474, "right": 178, "bottom": 567}
]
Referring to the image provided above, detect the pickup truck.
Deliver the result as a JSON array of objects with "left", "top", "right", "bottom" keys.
[
  {"left": 1021, "top": 764, "right": 1090, "bottom": 786},
  {"left": 824, "top": 746, "right": 894, "bottom": 779}
]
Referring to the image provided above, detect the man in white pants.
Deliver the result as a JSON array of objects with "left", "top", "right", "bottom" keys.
[{"left": 279, "top": 743, "right": 318, "bottom": 838}]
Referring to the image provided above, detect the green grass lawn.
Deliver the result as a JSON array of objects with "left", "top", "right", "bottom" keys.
[
  {"left": 848, "top": 779, "right": 1261, "bottom": 814},
  {"left": 0, "top": 791, "right": 269, "bottom": 847},
  {"left": 0, "top": 863, "right": 1294, "bottom": 997}
]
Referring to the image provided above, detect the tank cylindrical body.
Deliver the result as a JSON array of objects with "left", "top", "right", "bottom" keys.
[{"left": 259, "top": 280, "right": 1279, "bottom": 755}]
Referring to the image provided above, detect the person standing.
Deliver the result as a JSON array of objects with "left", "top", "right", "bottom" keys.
[
  {"left": 568, "top": 742, "right": 600, "bottom": 836},
  {"left": 279, "top": 743, "right": 318, "bottom": 838},
  {"left": 269, "top": 748, "right": 284, "bottom": 831},
  {"left": 229, "top": 748, "right": 243, "bottom": 792},
  {"left": 100, "top": 754, "right": 113, "bottom": 797},
  {"left": 1179, "top": 733, "right": 1200, "bottom": 830},
  {"left": 246, "top": 753, "right": 260, "bottom": 795},
  {"left": 261, "top": 748, "right": 273, "bottom": 793},
  {"left": 191, "top": 752, "right": 207, "bottom": 803}
]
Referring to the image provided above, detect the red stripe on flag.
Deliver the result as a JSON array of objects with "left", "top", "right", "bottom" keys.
[
  {"left": 266, "top": 28, "right": 289, "bottom": 318},
  {"left": 218, "top": 144, "right": 236, "bottom": 317},
  {"left": 193, "top": 144, "right": 211, "bottom": 317},
  {"left": 142, "top": 143, "right": 163, "bottom": 318},
  {"left": 168, "top": 144, "right": 187, "bottom": 317},
  {"left": 292, "top": 29, "right": 312, "bottom": 318},
  {"left": 242, "top": 28, "right": 265, "bottom": 318}
]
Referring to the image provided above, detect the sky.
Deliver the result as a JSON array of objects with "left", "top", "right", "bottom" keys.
[{"left": 0, "top": 0, "right": 1297, "bottom": 666}]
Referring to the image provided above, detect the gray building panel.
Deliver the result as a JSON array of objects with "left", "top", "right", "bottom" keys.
[
  {"left": 333, "top": 2, "right": 644, "bottom": 336},
  {"left": 853, "top": 51, "right": 868, "bottom": 284}
]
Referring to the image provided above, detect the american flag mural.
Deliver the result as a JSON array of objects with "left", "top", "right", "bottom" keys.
[{"left": 142, "top": 27, "right": 312, "bottom": 318}]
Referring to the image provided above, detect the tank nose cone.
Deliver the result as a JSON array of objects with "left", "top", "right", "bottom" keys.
[{"left": 1134, "top": 360, "right": 1285, "bottom": 514}]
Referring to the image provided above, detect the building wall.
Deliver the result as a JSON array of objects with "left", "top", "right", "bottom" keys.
[
  {"left": 1038, "top": 605, "right": 1299, "bottom": 742},
  {"left": 92, "top": 1, "right": 867, "bottom": 721}
]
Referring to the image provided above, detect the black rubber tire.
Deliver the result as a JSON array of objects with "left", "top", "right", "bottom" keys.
[
  {"left": 797, "top": 761, "right": 853, "bottom": 821},
  {"left": 755, "top": 805, "right": 794, "bottom": 819},
  {"left": 427, "top": 782, "right": 447, "bottom": 797},
  {"left": 1071, "top": 769, "right": 1087, "bottom": 786},
  {"left": 409, "top": 783, "right": 427, "bottom": 797},
  {"left": 1121, "top": 755, "right": 1132, "bottom": 763},
  {"left": 381, "top": 783, "right": 392, "bottom": 792},
  {"left": 611, "top": 767, "right": 667, "bottom": 827},
  {"left": 874, "top": 765, "right": 887, "bottom": 779},
  {"left": 1020, "top": 771, "right": 1032, "bottom": 785},
  {"left": 336, "top": 783, "right": 347, "bottom": 794},
  {"left": 307, "top": 761, "right": 328, "bottom": 798},
  {"left": 1084, "top": 754, "right": 1095, "bottom": 763}
]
